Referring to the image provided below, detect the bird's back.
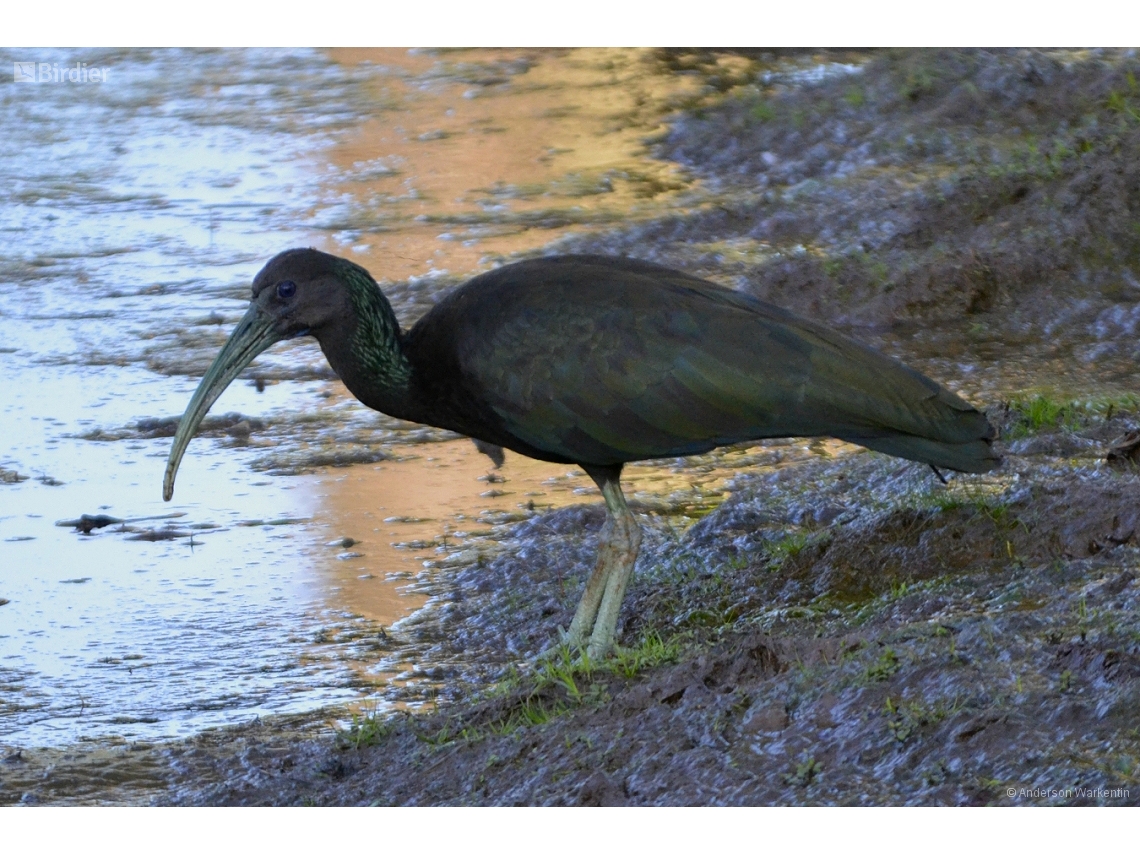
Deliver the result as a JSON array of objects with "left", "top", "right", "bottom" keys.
[{"left": 402, "top": 255, "right": 998, "bottom": 472}]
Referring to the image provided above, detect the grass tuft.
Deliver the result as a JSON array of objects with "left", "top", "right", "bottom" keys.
[
  {"left": 608, "top": 631, "right": 685, "bottom": 679},
  {"left": 337, "top": 706, "right": 396, "bottom": 750},
  {"left": 1004, "top": 393, "right": 1140, "bottom": 438}
]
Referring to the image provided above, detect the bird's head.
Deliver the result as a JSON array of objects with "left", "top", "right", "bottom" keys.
[
  {"left": 162, "top": 248, "right": 363, "bottom": 501},
  {"left": 249, "top": 247, "right": 362, "bottom": 341}
]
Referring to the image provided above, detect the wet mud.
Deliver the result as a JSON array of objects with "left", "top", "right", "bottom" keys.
[
  {"left": 128, "top": 413, "right": 1140, "bottom": 807},
  {"left": 5, "top": 48, "right": 1140, "bottom": 805}
]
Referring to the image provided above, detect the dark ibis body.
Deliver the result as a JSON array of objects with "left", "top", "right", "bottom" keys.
[{"left": 164, "top": 249, "right": 999, "bottom": 658}]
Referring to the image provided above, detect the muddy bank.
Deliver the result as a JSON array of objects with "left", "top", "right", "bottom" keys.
[
  {"left": 133, "top": 398, "right": 1139, "bottom": 806},
  {"left": 589, "top": 49, "right": 1140, "bottom": 320},
  {"left": 12, "top": 407, "right": 1140, "bottom": 804},
  {"left": 568, "top": 48, "right": 1140, "bottom": 400}
]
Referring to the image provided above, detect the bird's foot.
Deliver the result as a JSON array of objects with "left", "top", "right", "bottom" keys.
[{"left": 586, "top": 641, "right": 609, "bottom": 662}]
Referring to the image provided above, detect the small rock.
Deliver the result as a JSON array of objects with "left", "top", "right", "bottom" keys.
[
  {"left": 57, "top": 514, "right": 123, "bottom": 534},
  {"left": 812, "top": 693, "right": 841, "bottom": 729},
  {"left": 575, "top": 771, "right": 626, "bottom": 807},
  {"left": 226, "top": 420, "right": 252, "bottom": 438},
  {"left": 741, "top": 703, "right": 789, "bottom": 734},
  {"left": 0, "top": 467, "right": 29, "bottom": 484},
  {"left": 1102, "top": 571, "right": 1136, "bottom": 597},
  {"left": 1106, "top": 431, "right": 1140, "bottom": 469}
]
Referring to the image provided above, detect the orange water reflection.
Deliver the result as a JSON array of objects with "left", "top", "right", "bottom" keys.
[
  {"left": 302, "top": 439, "right": 572, "bottom": 624},
  {"left": 318, "top": 48, "right": 705, "bottom": 283},
  {"left": 302, "top": 438, "right": 667, "bottom": 626},
  {"left": 302, "top": 433, "right": 862, "bottom": 630}
]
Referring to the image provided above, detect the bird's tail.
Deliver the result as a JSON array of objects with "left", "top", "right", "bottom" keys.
[
  {"left": 849, "top": 426, "right": 999, "bottom": 474},
  {"left": 797, "top": 325, "right": 1001, "bottom": 474}
]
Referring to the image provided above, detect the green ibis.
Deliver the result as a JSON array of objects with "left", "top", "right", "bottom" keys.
[{"left": 164, "top": 250, "right": 998, "bottom": 658}]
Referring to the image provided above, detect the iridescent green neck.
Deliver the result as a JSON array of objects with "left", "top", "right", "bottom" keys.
[{"left": 329, "top": 260, "right": 413, "bottom": 414}]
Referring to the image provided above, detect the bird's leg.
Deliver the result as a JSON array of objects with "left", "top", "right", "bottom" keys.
[
  {"left": 561, "top": 465, "right": 641, "bottom": 658},
  {"left": 586, "top": 478, "right": 642, "bottom": 659},
  {"left": 563, "top": 511, "right": 617, "bottom": 650}
]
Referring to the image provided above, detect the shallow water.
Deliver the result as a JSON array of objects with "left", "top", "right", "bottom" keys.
[{"left": 0, "top": 47, "right": 729, "bottom": 748}]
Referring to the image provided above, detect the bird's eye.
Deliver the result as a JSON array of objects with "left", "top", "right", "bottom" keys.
[{"left": 276, "top": 280, "right": 297, "bottom": 300}]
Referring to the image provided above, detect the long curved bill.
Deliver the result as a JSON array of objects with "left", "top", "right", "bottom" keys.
[{"left": 163, "top": 302, "right": 282, "bottom": 501}]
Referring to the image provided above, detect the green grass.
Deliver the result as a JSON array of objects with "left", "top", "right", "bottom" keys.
[
  {"left": 1006, "top": 394, "right": 1081, "bottom": 436},
  {"left": 536, "top": 631, "right": 687, "bottom": 687},
  {"left": 884, "top": 695, "right": 962, "bottom": 744},
  {"left": 410, "top": 634, "right": 687, "bottom": 748},
  {"left": 337, "top": 707, "right": 397, "bottom": 750},
  {"left": 1106, "top": 71, "right": 1140, "bottom": 123},
  {"left": 900, "top": 67, "right": 935, "bottom": 101},
  {"left": 926, "top": 487, "right": 1010, "bottom": 521},
  {"left": 534, "top": 645, "right": 595, "bottom": 703},
  {"left": 635, "top": 545, "right": 757, "bottom": 631},
  {"left": 432, "top": 631, "right": 692, "bottom": 744},
  {"left": 786, "top": 754, "right": 822, "bottom": 787},
  {"left": 821, "top": 249, "right": 890, "bottom": 289},
  {"left": 864, "top": 647, "right": 902, "bottom": 682},
  {"left": 766, "top": 530, "right": 817, "bottom": 564},
  {"left": 608, "top": 632, "right": 686, "bottom": 678},
  {"left": 749, "top": 100, "right": 776, "bottom": 122},
  {"left": 342, "top": 630, "right": 687, "bottom": 751},
  {"left": 487, "top": 697, "right": 566, "bottom": 737},
  {"left": 1005, "top": 393, "right": 1140, "bottom": 438}
]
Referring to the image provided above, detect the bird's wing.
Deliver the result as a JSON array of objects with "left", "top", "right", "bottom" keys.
[
  {"left": 440, "top": 259, "right": 994, "bottom": 476},
  {"left": 451, "top": 262, "right": 991, "bottom": 469}
]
